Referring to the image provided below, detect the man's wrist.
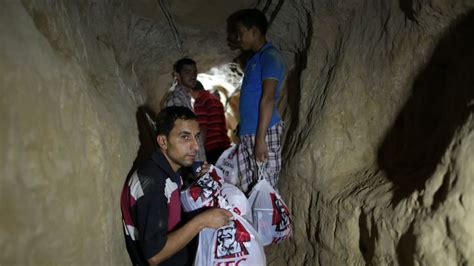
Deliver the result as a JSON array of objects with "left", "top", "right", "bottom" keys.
[
  {"left": 256, "top": 134, "right": 265, "bottom": 143},
  {"left": 191, "top": 215, "right": 206, "bottom": 231}
]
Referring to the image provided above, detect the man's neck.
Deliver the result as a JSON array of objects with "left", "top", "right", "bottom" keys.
[
  {"left": 160, "top": 149, "right": 180, "bottom": 173},
  {"left": 251, "top": 37, "right": 267, "bottom": 52}
]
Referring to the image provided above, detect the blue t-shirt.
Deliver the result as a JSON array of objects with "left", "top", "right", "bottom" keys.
[{"left": 239, "top": 42, "right": 285, "bottom": 135}]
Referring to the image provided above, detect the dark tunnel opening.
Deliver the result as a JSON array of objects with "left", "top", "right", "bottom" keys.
[{"left": 378, "top": 9, "right": 474, "bottom": 206}]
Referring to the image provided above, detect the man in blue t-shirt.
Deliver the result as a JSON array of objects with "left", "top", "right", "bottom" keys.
[{"left": 226, "top": 9, "right": 286, "bottom": 193}]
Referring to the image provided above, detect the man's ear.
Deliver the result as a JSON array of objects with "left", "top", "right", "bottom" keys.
[
  {"left": 157, "top": 135, "right": 167, "bottom": 150},
  {"left": 174, "top": 71, "right": 182, "bottom": 80}
]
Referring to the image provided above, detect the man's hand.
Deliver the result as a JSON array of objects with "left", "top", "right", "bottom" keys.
[
  {"left": 255, "top": 138, "right": 268, "bottom": 162},
  {"left": 196, "top": 208, "right": 232, "bottom": 229},
  {"left": 147, "top": 207, "right": 232, "bottom": 265},
  {"left": 197, "top": 161, "right": 209, "bottom": 177}
]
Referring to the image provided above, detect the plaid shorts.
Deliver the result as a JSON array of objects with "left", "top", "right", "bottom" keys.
[{"left": 237, "top": 121, "right": 284, "bottom": 193}]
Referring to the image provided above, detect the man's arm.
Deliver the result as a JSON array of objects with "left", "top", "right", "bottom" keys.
[
  {"left": 255, "top": 79, "right": 277, "bottom": 162},
  {"left": 147, "top": 208, "right": 231, "bottom": 265}
]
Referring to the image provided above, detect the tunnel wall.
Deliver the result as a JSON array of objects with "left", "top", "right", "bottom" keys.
[
  {"left": 271, "top": 0, "right": 474, "bottom": 265},
  {"left": 1, "top": 2, "right": 139, "bottom": 264},
  {"left": 1, "top": 0, "right": 473, "bottom": 265}
]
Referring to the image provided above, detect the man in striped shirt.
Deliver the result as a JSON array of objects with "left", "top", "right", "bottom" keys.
[{"left": 191, "top": 81, "right": 231, "bottom": 164}]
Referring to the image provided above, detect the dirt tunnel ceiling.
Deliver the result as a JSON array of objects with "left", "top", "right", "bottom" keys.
[{"left": 1, "top": 0, "right": 474, "bottom": 265}]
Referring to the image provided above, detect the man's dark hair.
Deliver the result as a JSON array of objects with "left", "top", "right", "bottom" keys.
[
  {"left": 155, "top": 106, "right": 196, "bottom": 137},
  {"left": 227, "top": 9, "right": 268, "bottom": 35},
  {"left": 173, "top": 58, "right": 196, "bottom": 73},
  {"left": 192, "top": 81, "right": 205, "bottom": 91}
]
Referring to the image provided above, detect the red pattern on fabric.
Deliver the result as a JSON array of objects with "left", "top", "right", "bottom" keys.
[
  {"left": 167, "top": 188, "right": 181, "bottom": 230},
  {"left": 210, "top": 168, "right": 223, "bottom": 183},
  {"left": 234, "top": 220, "right": 251, "bottom": 243},
  {"left": 121, "top": 184, "right": 135, "bottom": 226},
  {"left": 271, "top": 192, "right": 289, "bottom": 226},
  {"left": 190, "top": 185, "right": 202, "bottom": 201}
]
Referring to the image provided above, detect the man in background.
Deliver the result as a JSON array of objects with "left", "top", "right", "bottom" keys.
[
  {"left": 191, "top": 81, "right": 231, "bottom": 164},
  {"left": 226, "top": 9, "right": 286, "bottom": 193},
  {"left": 164, "top": 58, "right": 206, "bottom": 162}
]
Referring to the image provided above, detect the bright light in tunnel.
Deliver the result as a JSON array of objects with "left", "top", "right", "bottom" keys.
[
  {"left": 198, "top": 73, "right": 236, "bottom": 96},
  {"left": 197, "top": 62, "right": 242, "bottom": 101},
  {"left": 196, "top": 63, "right": 243, "bottom": 142}
]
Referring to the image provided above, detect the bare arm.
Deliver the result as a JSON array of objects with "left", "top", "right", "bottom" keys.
[
  {"left": 255, "top": 79, "right": 277, "bottom": 162},
  {"left": 147, "top": 208, "right": 231, "bottom": 265}
]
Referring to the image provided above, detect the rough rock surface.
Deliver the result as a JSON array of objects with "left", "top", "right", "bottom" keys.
[
  {"left": 273, "top": 1, "right": 474, "bottom": 265},
  {"left": 1, "top": 0, "right": 473, "bottom": 265},
  {"left": 1, "top": 1, "right": 141, "bottom": 265}
]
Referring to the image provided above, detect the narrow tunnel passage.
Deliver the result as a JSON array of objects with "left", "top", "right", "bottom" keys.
[{"left": 2, "top": 1, "right": 474, "bottom": 265}]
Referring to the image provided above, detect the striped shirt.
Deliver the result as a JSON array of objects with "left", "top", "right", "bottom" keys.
[{"left": 193, "top": 90, "right": 231, "bottom": 152}]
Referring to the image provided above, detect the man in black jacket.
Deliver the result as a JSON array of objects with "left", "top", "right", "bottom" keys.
[{"left": 121, "top": 106, "right": 231, "bottom": 265}]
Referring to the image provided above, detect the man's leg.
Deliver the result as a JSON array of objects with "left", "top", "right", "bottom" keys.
[
  {"left": 265, "top": 121, "right": 284, "bottom": 190},
  {"left": 237, "top": 135, "right": 257, "bottom": 193}
]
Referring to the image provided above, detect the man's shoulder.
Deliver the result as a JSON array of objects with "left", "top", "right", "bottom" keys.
[
  {"left": 260, "top": 45, "right": 285, "bottom": 78},
  {"left": 261, "top": 46, "right": 283, "bottom": 63},
  {"left": 137, "top": 158, "right": 162, "bottom": 176},
  {"left": 135, "top": 156, "right": 171, "bottom": 192},
  {"left": 203, "top": 91, "right": 221, "bottom": 102},
  {"left": 197, "top": 91, "right": 220, "bottom": 105}
]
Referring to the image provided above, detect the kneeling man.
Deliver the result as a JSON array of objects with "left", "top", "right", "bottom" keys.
[{"left": 121, "top": 106, "right": 232, "bottom": 265}]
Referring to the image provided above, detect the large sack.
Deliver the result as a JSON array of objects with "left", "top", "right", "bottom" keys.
[
  {"left": 247, "top": 164, "right": 292, "bottom": 246},
  {"left": 215, "top": 144, "right": 239, "bottom": 186},
  {"left": 181, "top": 166, "right": 224, "bottom": 212},
  {"left": 221, "top": 183, "right": 252, "bottom": 223}
]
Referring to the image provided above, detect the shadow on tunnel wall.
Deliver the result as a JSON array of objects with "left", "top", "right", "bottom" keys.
[
  {"left": 377, "top": 10, "right": 474, "bottom": 206},
  {"left": 399, "top": 0, "right": 420, "bottom": 22},
  {"left": 125, "top": 105, "right": 158, "bottom": 180}
]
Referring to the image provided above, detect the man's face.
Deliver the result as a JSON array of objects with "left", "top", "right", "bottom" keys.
[
  {"left": 176, "top": 64, "right": 197, "bottom": 89},
  {"left": 226, "top": 23, "right": 240, "bottom": 50},
  {"left": 159, "top": 119, "right": 200, "bottom": 172},
  {"left": 235, "top": 23, "right": 256, "bottom": 51}
]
